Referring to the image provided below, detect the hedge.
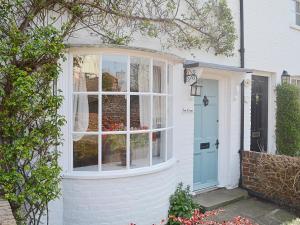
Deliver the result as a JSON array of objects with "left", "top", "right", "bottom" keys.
[{"left": 276, "top": 84, "right": 300, "bottom": 156}]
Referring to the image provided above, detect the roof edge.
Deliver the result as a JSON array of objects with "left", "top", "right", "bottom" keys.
[
  {"left": 66, "top": 44, "right": 184, "bottom": 63},
  {"left": 184, "top": 60, "right": 253, "bottom": 73}
]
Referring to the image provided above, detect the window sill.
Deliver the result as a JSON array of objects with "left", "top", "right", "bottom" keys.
[
  {"left": 290, "top": 24, "right": 300, "bottom": 31},
  {"left": 63, "top": 158, "right": 176, "bottom": 180}
]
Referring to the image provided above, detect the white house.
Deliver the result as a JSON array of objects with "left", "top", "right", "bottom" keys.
[{"left": 47, "top": 1, "right": 300, "bottom": 225}]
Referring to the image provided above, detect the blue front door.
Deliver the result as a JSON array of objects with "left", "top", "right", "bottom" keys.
[{"left": 193, "top": 79, "right": 219, "bottom": 191}]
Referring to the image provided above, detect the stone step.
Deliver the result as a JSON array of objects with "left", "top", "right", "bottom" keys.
[{"left": 193, "top": 188, "right": 248, "bottom": 211}]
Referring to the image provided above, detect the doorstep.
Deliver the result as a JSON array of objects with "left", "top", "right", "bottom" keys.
[{"left": 193, "top": 188, "right": 248, "bottom": 211}]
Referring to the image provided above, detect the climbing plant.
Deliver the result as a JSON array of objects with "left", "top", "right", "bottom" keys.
[
  {"left": 276, "top": 83, "right": 300, "bottom": 157},
  {"left": 0, "top": 0, "right": 236, "bottom": 224}
]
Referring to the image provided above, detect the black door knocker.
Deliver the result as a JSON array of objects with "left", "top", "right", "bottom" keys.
[{"left": 203, "top": 95, "right": 209, "bottom": 106}]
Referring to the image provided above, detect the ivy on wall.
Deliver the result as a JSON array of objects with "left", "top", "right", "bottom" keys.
[{"left": 276, "top": 84, "right": 300, "bottom": 157}]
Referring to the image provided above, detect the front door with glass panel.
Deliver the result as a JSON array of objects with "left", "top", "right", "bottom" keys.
[{"left": 193, "top": 79, "right": 219, "bottom": 191}]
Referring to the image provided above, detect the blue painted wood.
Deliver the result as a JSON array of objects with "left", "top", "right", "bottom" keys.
[{"left": 193, "top": 79, "right": 219, "bottom": 191}]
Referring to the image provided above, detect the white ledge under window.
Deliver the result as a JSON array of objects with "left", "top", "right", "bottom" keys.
[
  {"left": 63, "top": 158, "right": 176, "bottom": 179},
  {"left": 290, "top": 24, "right": 300, "bottom": 31}
]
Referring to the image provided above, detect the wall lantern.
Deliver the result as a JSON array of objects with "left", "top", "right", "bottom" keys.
[
  {"left": 281, "top": 70, "right": 291, "bottom": 84},
  {"left": 190, "top": 81, "right": 203, "bottom": 96}
]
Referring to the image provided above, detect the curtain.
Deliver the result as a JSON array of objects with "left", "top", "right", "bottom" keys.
[
  {"left": 153, "top": 66, "right": 161, "bottom": 129},
  {"left": 138, "top": 59, "right": 150, "bottom": 129},
  {"left": 73, "top": 67, "right": 89, "bottom": 141}
]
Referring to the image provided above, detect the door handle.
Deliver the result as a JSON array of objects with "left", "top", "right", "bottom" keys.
[{"left": 215, "top": 139, "right": 219, "bottom": 149}]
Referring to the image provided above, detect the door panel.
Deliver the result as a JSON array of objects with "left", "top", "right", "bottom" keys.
[
  {"left": 193, "top": 79, "right": 219, "bottom": 191},
  {"left": 251, "top": 75, "right": 268, "bottom": 152}
]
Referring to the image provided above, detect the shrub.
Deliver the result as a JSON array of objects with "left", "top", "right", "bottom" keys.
[
  {"left": 276, "top": 84, "right": 300, "bottom": 156},
  {"left": 283, "top": 219, "right": 300, "bottom": 225},
  {"left": 168, "top": 183, "right": 199, "bottom": 225}
]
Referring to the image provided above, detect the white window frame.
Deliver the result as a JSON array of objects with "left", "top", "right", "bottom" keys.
[
  {"left": 291, "top": 0, "right": 300, "bottom": 30},
  {"left": 296, "top": 0, "right": 300, "bottom": 26},
  {"left": 291, "top": 76, "right": 300, "bottom": 86},
  {"left": 68, "top": 50, "right": 174, "bottom": 174}
]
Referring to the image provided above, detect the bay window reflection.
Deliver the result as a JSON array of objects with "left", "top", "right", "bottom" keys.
[
  {"left": 130, "top": 133, "right": 150, "bottom": 168},
  {"left": 102, "top": 55, "right": 127, "bottom": 92},
  {"left": 73, "top": 135, "right": 98, "bottom": 171},
  {"left": 130, "top": 57, "right": 150, "bottom": 92},
  {"left": 73, "top": 95, "right": 98, "bottom": 132},
  {"left": 102, "top": 95, "right": 126, "bottom": 131},
  {"left": 102, "top": 134, "right": 126, "bottom": 171},
  {"left": 152, "top": 131, "right": 166, "bottom": 165},
  {"left": 72, "top": 53, "right": 173, "bottom": 172},
  {"left": 153, "top": 61, "right": 166, "bottom": 93},
  {"left": 73, "top": 55, "right": 99, "bottom": 92},
  {"left": 130, "top": 95, "right": 150, "bottom": 130},
  {"left": 153, "top": 96, "right": 166, "bottom": 129}
]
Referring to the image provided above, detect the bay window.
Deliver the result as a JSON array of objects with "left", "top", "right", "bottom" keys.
[{"left": 71, "top": 52, "right": 174, "bottom": 172}]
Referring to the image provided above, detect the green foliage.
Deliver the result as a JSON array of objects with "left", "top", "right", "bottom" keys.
[
  {"left": 0, "top": 2, "right": 66, "bottom": 224},
  {"left": 168, "top": 183, "right": 199, "bottom": 225},
  {"left": 276, "top": 84, "right": 300, "bottom": 157},
  {"left": 283, "top": 219, "right": 300, "bottom": 225}
]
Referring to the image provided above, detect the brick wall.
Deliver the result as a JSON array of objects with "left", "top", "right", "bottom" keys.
[
  {"left": 242, "top": 151, "right": 300, "bottom": 212},
  {"left": 0, "top": 199, "right": 16, "bottom": 225}
]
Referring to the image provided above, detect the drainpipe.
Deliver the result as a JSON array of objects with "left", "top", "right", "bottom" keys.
[
  {"left": 239, "top": 81, "right": 245, "bottom": 187},
  {"left": 239, "top": 0, "right": 245, "bottom": 69},
  {"left": 239, "top": 0, "right": 245, "bottom": 187}
]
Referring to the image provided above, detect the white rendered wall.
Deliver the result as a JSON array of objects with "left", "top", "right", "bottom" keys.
[
  {"left": 244, "top": 0, "right": 300, "bottom": 153},
  {"left": 62, "top": 163, "right": 176, "bottom": 225}
]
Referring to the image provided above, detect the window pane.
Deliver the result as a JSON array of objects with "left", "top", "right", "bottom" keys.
[
  {"left": 167, "top": 64, "right": 173, "bottom": 94},
  {"left": 153, "top": 96, "right": 166, "bottom": 128},
  {"left": 167, "top": 96, "right": 173, "bottom": 126},
  {"left": 73, "top": 135, "right": 98, "bottom": 171},
  {"left": 73, "top": 95, "right": 98, "bottom": 132},
  {"left": 296, "top": 1, "right": 300, "bottom": 13},
  {"left": 130, "top": 133, "right": 150, "bottom": 168},
  {"left": 167, "top": 130, "right": 173, "bottom": 160},
  {"left": 102, "top": 95, "right": 126, "bottom": 131},
  {"left": 130, "top": 95, "right": 151, "bottom": 130},
  {"left": 152, "top": 131, "right": 166, "bottom": 165},
  {"left": 130, "top": 57, "right": 150, "bottom": 92},
  {"left": 102, "top": 134, "right": 126, "bottom": 170},
  {"left": 153, "top": 61, "right": 166, "bottom": 93},
  {"left": 297, "top": 14, "right": 300, "bottom": 26},
  {"left": 73, "top": 55, "right": 99, "bottom": 92},
  {"left": 102, "top": 55, "right": 127, "bottom": 92}
]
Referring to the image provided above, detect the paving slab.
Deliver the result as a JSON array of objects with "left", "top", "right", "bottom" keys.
[
  {"left": 193, "top": 188, "right": 248, "bottom": 210},
  {"left": 210, "top": 198, "right": 298, "bottom": 225}
]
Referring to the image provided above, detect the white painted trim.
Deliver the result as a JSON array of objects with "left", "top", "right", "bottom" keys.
[
  {"left": 290, "top": 24, "right": 300, "bottom": 31},
  {"left": 63, "top": 158, "right": 176, "bottom": 179},
  {"left": 192, "top": 70, "right": 233, "bottom": 189}
]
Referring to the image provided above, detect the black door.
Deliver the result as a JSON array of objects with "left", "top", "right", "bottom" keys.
[{"left": 251, "top": 75, "right": 268, "bottom": 152}]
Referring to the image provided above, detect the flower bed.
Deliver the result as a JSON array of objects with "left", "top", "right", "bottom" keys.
[{"left": 130, "top": 209, "right": 257, "bottom": 225}]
